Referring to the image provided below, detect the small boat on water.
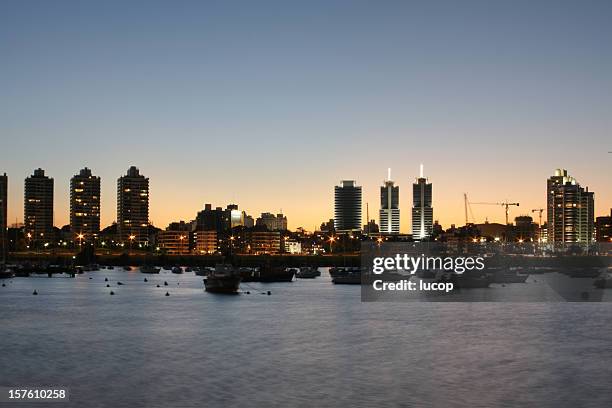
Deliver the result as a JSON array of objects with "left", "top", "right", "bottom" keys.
[
  {"left": 185, "top": 266, "right": 194, "bottom": 273},
  {"left": 329, "top": 267, "right": 360, "bottom": 278},
  {"left": 123, "top": 266, "right": 132, "bottom": 271},
  {"left": 439, "top": 270, "right": 492, "bottom": 288},
  {"left": 241, "top": 266, "right": 295, "bottom": 282},
  {"left": 171, "top": 266, "right": 183, "bottom": 274},
  {"left": 296, "top": 267, "right": 319, "bottom": 279},
  {"left": 194, "top": 266, "right": 214, "bottom": 276},
  {"left": 490, "top": 267, "right": 529, "bottom": 284},
  {"left": 332, "top": 272, "right": 361, "bottom": 284},
  {"left": 204, "top": 264, "right": 241, "bottom": 294},
  {"left": 0, "top": 265, "right": 15, "bottom": 279},
  {"left": 140, "top": 265, "right": 161, "bottom": 274},
  {"left": 107, "top": 266, "right": 115, "bottom": 270},
  {"left": 594, "top": 268, "right": 612, "bottom": 289}
]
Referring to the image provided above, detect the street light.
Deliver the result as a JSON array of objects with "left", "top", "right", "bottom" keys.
[
  {"left": 129, "top": 235, "right": 136, "bottom": 252},
  {"left": 77, "top": 233, "right": 85, "bottom": 248}
]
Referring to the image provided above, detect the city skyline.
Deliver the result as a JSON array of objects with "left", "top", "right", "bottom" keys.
[
  {"left": 0, "top": 164, "right": 610, "bottom": 235},
  {"left": 2, "top": 1, "right": 612, "bottom": 231}
]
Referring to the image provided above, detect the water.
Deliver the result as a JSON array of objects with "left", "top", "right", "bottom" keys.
[{"left": 1, "top": 268, "right": 612, "bottom": 407}]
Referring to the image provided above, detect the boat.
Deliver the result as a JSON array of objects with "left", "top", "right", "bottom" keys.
[
  {"left": 332, "top": 271, "right": 361, "bottom": 284},
  {"left": 194, "top": 266, "right": 214, "bottom": 276},
  {"left": 140, "top": 265, "right": 161, "bottom": 274},
  {"left": 440, "top": 271, "right": 492, "bottom": 288},
  {"left": 564, "top": 267, "right": 602, "bottom": 279},
  {"left": 296, "top": 267, "right": 318, "bottom": 279},
  {"left": 329, "top": 267, "right": 360, "bottom": 278},
  {"left": 0, "top": 265, "right": 15, "bottom": 279},
  {"left": 594, "top": 268, "right": 612, "bottom": 289},
  {"left": 240, "top": 266, "right": 294, "bottom": 282},
  {"left": 204, "top": 264, "right": 241, "bottom": 294},
  {"left": 123, "top": 266, "right": 132, "bottom": 271},
  {"left": 171, "top": 266, "right": 183, "bottom": 274},
  {"left": 490, "top": 267, "right": 529, "bottom": 283},
  {"left": 107, "top": 266, "right": 115, "bottom": 270},
  {"left": 185, "top": 266, "right": 194, "bottom": 273}
]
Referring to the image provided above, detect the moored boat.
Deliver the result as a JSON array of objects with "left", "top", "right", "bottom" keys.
[
  {"left": 171, "top": 266, "right": 183, "bottom": 274},
  {"left": 490, "top": 267, "right": 529, "bottom": 284},
  {"left": 0, "top": 265, "right": 15, "bottom": 279},
  {"left": 241, "top": 266, "right": 294, "bottom": 282},
  {"left": 594, "top": 268, "right": 612, "bottom": 289},
  {"left": 140, "top": 265, "right": 161, "bottom": 274},
  {"left": 296, "top": 267, "right": 318, "bottom": 279},
  {"left": 332, "top": 272, "right": 361, "bottom": 284},
  {"left": 204, "top": 264, "right": 241, "bottom": 294}
]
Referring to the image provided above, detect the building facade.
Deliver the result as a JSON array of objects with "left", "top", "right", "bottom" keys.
[
  {"left": 0, "top": 173, "right": 7, "bottom": 262},
  {"left": 596, "top": 210, "right": 612, "bottom": 242},
  {"left": 334, "top": 180, "right": 362, "bottom": 232},
  {"left": 194, "top": 230, "right": 218, "bottom": 254},
  {"left": 547, "top": 169, "right": 594, "bottom": 244},
  {"left": 70, "top": 168, "right": 101, "bottom": 242},
  {"left": 157, "top": 230, "right": 191, "bottom": 255},
  {"left": 117, "top": 166, "right": 149, "bottom": 244},
  {"left": 379, "top": 170, "right": 400, "bottom": 235},
  {"left": 412, "top": 166, "right": 433, "bottom": 240},
  {"left": 24, "top": 168, "right": 54, "bottom": 243},
  {"left": 245, "top": 230, "right": 281, "bottom": 254}
]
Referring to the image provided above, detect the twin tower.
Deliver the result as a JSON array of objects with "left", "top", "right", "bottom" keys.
[
  {"left": 334, "top": 165, "right": 433, "bottom": 239},
  {"left": 381, "top": 165, "right": 433, "bottom": 239}
]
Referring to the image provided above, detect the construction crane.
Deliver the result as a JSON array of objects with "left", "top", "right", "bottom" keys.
[
  {"left": 464, "top": 194, "right": 519, "bottom": 225},
  {"left": 532, "top": 208, "right": 544, "bottom": 243}
]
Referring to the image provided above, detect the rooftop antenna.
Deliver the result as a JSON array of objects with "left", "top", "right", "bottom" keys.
[{"left": 420, "top": 163, "right": 424, "bottom": 178}]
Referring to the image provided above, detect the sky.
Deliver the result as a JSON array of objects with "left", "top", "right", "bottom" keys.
[{"left": 1, "top": 0, "right": 611, "bottom": 232}]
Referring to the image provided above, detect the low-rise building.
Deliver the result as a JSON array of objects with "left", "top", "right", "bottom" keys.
[
  {"left": 245, "top": 230, "right": 280, "bottom": 255},
  {"left": 194, "top": 230, "right": 217, "bottom": 254}
]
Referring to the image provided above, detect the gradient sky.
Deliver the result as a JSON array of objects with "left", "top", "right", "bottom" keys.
[{"left": 1, "top": 0, "right": 611, "bottom": 232}]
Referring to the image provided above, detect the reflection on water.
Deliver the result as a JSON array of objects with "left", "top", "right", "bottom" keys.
[{"left": 1, "top": 268, "right": 612, "bottom": 407}]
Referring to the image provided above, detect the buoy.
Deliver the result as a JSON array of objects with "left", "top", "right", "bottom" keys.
[
  {"left": 2, "top": 283, "right": 6, "bottom": 287},
  {"left": 246, "top": 291, "right": 250, "bottom": 294},
  {"left": 33, "top": 290, "right": 38, "bottom": 295},
  {"left": 164, "top": 281, "right": 168, "bottom": 286},
  {"left": 110, "top": 291, "right": 115, "bottom": 295},
  {"left": 156, "top": 284, "right": 160, "bottom": 288},
  {"left": 267, "top": 291, "right": 271, "bottom": 296},
  {"left": 104, "top": 278, "right": 108, "bottom": 282},
  {"left": 106, "top": 284, "right": 110, "bottom": 288},
  {"left": 144, "top": 278, "right": 148, "bottom": 282},
  {"left": 165, "top": 292, "right": 170, "bottom": 296},
  {"left": 89, "top": 277, "right": 93, "bottom": 280}
]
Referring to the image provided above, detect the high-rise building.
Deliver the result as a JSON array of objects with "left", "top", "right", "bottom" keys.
[
  {"left": 70, "top": 168, "right": 101, "bottom": 242},
  {"left": 117, "top": 166, "right": 149, "bottom": 244},
  {"left": 412, "top": 164, "right": 433, "bottom": 240},
  {"left": 24, "top": 168, "right": 54, "bottom": 242},
  {"left": 195, "top": 204, "right": 231, "bottom": 233},
  {"left": 379, "top": 169, "right": 400, "bottom": 235},
  {"left": 547, "top": 169, "right": 594, "bottom": 244},
  {"left": 256, "top": 212, "right": 288, "bottom": 231},
  {"left": 334, "top": 180, "right": 362, "bottom": 232},
  {"left": 595, "top": 209, "right": 611, "bottom": 243},
  {"left": 0, "top": 173, "right": 7, "bottom": 262}
]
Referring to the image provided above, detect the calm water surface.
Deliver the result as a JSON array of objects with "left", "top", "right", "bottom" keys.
[{"left": 1, "top": 268, "right": 612, "bottom": 408}]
